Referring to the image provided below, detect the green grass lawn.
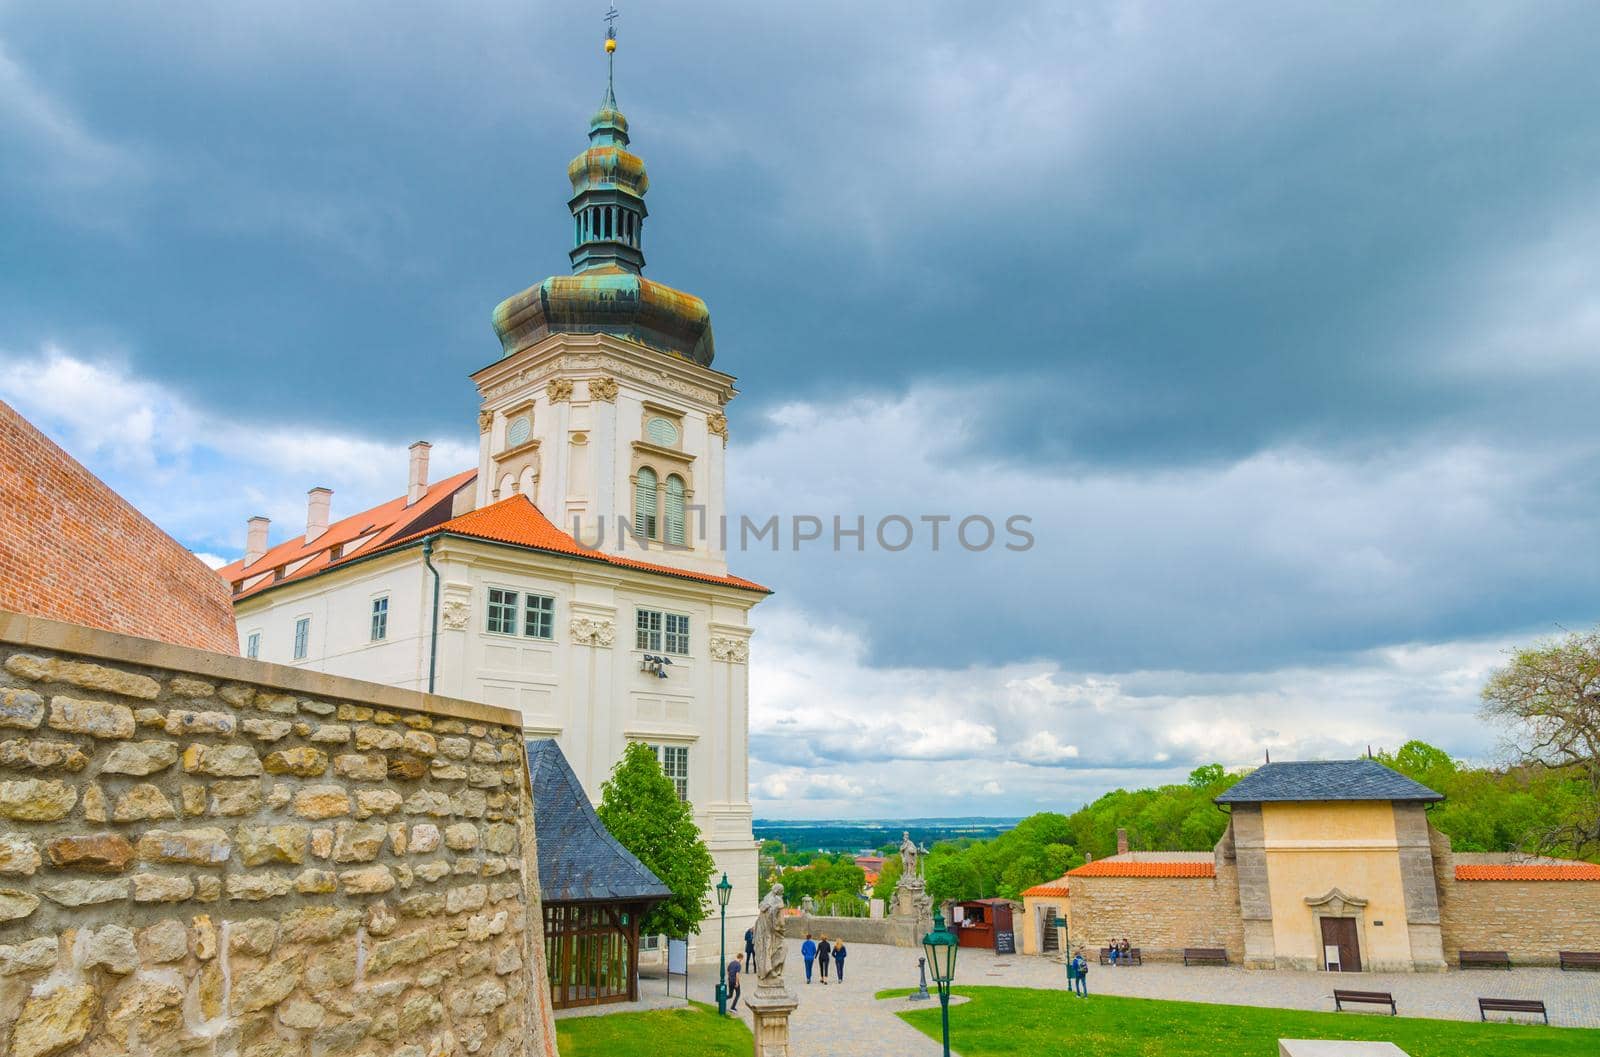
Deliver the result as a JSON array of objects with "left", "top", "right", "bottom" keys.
[
  {"left": 555, "top": 1001, "right": 750, "bottom": 1057},
  {"left": 885, "top": 987, "right": 1600, "bottom": 1056}
]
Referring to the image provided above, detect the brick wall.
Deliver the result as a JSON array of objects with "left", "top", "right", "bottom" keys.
[
  {"left": 1067, "top": 867, "right": 1245, "bottom": 963},
  {"left": 1437, "top": 875, "right": 1600, "bottom": 965},
  {"left": 0, "top": 611, "right": 557, "bottom": 1057},
  {"left": 0, "top": 400, "right": 238, "bottom": 654}
]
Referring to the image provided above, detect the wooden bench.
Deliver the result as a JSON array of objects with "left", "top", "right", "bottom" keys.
[
  {"left": 1559, "top": 951, "right": 1600, "bottom": 972},
  {"left": 1098, "top": 947, "right": 1143, "bottom": 966},
  {"left": 1183, "top": 947, "right": 1228, "bottom": 966},
  {"left": 1333, "top": 989, "right": 1396, "bottom": 1015},
  {"left": 1479, "top": 997, "right": 1548, "bottom": 1024},
  {"left": 1460, "top": 950, "right": 1512, "bottom": 970}
]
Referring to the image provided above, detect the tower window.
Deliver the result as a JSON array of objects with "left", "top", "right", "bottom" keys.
[
  {"left": 633, "top": 467, "right": 658, "bottom": 539},
  {"left": 507, "top": 415, "right": 532, "bottom": 448},
  {"left": 645, "top": 416, "right": 679, "bottom": 447},
  {"left": 665, "top": 474, "right": 686, "bottom": 546}
]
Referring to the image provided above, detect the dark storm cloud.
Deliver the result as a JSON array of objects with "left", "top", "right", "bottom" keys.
[{"left": 6, "top": 2, "right": 1600, "bottom": 462}]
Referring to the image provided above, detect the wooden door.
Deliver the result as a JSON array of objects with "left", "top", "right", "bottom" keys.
[{"left": 1320, "top": 917, "right": 1361, "bottom": 972}]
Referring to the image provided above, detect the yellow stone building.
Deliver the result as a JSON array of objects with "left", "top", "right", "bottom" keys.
[{"left": 1061, "top": 759, "right": 1600, "bottom": 971}]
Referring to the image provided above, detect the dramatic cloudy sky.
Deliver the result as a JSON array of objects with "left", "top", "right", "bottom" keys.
[{"left": 5, "top": 2, "right": 1600, "bottom": 819}]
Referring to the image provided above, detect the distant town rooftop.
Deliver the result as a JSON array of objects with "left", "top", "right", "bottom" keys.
[{"left": 1215, "top": 758, "right": 1443, "bottom": 805}]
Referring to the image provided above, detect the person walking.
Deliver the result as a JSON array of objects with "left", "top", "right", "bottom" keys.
[
  {"left": 816, "top": 936, "right": 832, "bottom": 984},
  {"left": 1070, "top": 949, "right": 1089, "bottom": 997},
  {"left": 801, "top": 934, "right": 817, "bottom": 984},
  {"left": 832, "top": 940, "right": 847, "bottom": 982},
  {"left": 744, "top": 926, "right": 756, "bottom": 966},
  {"left": 726, "top": 954, "right": 743, "bottom": 1013}
]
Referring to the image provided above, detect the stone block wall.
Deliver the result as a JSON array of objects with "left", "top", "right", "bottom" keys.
[
  {"left": 792, "top": 913, "right": 923, "bottom": 949},
  {"left": 1437, "top": 877, "right": 1600, "bottom": 966},
  {"left": 0, "top": 611, "right": 557, "bottom": 1057},
  {"left": 1067, "top": 869, "right": 1245, "bottom": 963}
]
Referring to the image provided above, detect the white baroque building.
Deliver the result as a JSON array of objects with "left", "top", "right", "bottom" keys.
[{"left": 216, "top": 54, "right": 767, "bottom": 960}]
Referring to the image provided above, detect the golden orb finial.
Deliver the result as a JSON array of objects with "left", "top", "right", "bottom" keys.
[{"left": 605, "top": 37, "right": 616, "bottom": 53}]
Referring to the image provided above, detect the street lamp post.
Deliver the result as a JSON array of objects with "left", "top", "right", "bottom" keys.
[
  {"left": 922, "top": 911, "right": 958, "bottom": 1057},
  {"left": 715, "top": 873, "right": 733, "bottom": 1015}
]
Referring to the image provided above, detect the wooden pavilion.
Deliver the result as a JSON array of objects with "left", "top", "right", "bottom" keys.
[{"left": 527, "top": 739, "right": 671, "bottom": 1009}]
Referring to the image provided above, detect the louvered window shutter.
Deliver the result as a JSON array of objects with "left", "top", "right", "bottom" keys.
[
  {"left": 634, "top": 467, "right": 658, "bottom": 539},
  {"left": 665, "top": 475, "right": 686, "bottom": 545}
]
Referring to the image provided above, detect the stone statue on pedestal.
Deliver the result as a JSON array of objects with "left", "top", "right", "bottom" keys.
[
  {"left": 752, "top": 884, "right": 788, "bottom": 994},
  {"left": 748, "top": 883, "right": 798, "bottom": 1056},
  {"left": 899, "top": 831, "right": 920, "bottom": 879}
]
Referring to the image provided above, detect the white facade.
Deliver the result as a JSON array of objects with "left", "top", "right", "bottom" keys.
[{"left": 233, "top": 330, "right": 764, "bottom": 961}]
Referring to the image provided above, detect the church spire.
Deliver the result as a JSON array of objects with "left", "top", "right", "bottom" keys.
[{"left": 566, "top": 5, "right": 648, "bottom": 274}]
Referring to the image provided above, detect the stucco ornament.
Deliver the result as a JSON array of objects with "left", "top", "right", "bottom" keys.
[
  {"left": 440, "top": 600, "right": 470, "bottom": 631},
  {"left": 707, "top": 413, "right": 729, "bottom": 445},
  {"left": 546, "top": 379, "right": 574, "bottom": 403},
  {"left": 569, "top": 618, "right": 615, "bottom": 648},
  {"left": 586, "top": 377, "right": 618, "bottom": 402},
  {"left": 753, "top": 883, "right": 787, "bottom": 989},
  {"left": 709, "top": 637, "right": 749, "bottom": 663},
  {"left": 477, "top": 409, "right": 494, "bottom": 433}
]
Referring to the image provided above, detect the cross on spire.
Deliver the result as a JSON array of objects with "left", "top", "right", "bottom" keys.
[{"left": 603, "top": 4, "right": 619, "bottom": 106}]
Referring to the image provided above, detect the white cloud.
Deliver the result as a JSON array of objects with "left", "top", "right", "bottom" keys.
[
  {"left": 0, "top": 345, "right": 476, "bottom": 557},
  {"left": 748, "top": 605, "right": 1526, "bottom": 818}
]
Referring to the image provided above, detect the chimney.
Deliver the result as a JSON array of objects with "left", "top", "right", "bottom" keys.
[
  {"left": 1116, "top": 828, "right": 1129, "bottom": 856},
  {"left": 245, "top": 516, "right": 270, "bottom": 566},
  {"left": 407, "top": 441, "right": 432, "bottom": 505},
  {"left": 306, "top": 487, "right": 332, "bottom": 542}
]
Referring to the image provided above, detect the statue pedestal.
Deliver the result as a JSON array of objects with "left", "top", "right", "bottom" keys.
[{"left": 747, "top": 986, "right": 798, "bottom": 1057}]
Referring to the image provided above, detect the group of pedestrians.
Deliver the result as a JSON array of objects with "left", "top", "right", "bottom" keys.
[
  {"left": 725, "top": 927, "right": 850, "bottom": 1011},
  {"left": 800, "top": 933, "right": 847, "bottom": 984}
]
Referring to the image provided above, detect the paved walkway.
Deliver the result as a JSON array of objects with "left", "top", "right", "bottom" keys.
[{"left": 623, "top": 940, "right": 1600, "bottom": 1054}]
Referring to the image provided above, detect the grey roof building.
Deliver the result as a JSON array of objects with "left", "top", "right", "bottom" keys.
[
  {"left": 527, "top": 738, "right": 671, "bottom": 904},
  {"left": 1214, "top": 759, "right": 1443, "bottom": 805},
  {"left": 527, "top": 738, "right": 670, "bottom": 1008}
]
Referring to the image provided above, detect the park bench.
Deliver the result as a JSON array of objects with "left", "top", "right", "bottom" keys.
[
  {"left": 1559, "top": 951, "right": 1600, "bottom": 971},
  {"left": 1098, "top": 947, "right": 1143, "bottom": 966},
  {"left": 1183, "top": 947, "right": 1228, "bottom": 966},
  {"left": 1478, "top": 997, "right": 1548, "bottom": 1024},
  {"left": 1333, "top": 989, "right": 1397, "bottom": 1015},
  {"left": 1459, "top": 950, "right": 1512, "bottom": 970}
]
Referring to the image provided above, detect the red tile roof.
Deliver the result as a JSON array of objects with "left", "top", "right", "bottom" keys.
[
  {"left": 1067, "top": 860, "right": 1216, "bottom": 879},
  {"left": 221, "top": 473, "right": 770, "bottom": 600},
  {"left": 1021, "top": 879, "right": 1071, "bottom": 898},
  {"left": 219, "top": 469, "right": 477, "bottom": 600},
  {"left": 393, "top": 495, "right": 771, "bottom": 593},
  {"left": 1455, "top": 863, "right": 1600, "bottom": 882}
]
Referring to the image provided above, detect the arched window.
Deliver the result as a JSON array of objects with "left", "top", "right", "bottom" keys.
[
  {"left": 665, "top": 475, "right": 686, "bottom": 546},
  {"left": 634, "top": 467, "right": 658, "bottom": 540}
]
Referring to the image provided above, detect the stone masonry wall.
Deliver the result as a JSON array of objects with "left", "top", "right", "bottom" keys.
[
  {"left": 1067, "top": 868, "right": 1245, "bottom": 963},
  {"left": 0, "top": 611, "right": 558, "bottom": 1057},
  {"left": 1437, "top": 877, "right": 1600, "bottom": 966}
]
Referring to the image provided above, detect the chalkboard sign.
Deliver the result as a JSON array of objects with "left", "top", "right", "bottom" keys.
[{"left": 994, "top": 931, "right": 1016, "bottom": 955}]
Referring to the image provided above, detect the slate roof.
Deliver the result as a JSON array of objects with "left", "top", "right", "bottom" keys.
[
  {"left": 526, "top": 739, "right": 672, "bottom": 905},
  {"left": 1214, "top": 759, "right": 1443, "bottom": 805}
]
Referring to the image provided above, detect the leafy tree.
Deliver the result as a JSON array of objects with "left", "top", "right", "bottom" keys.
[
  {"left": 1482, "top": 627, "right": 1600, "bottom": 856},
  {"left": 596, "top": 742, "right": 717, "bottom": 938},
  {"left": 871, "top": 853, "right": 903, "bottom": 902},
  {"left": 777, "top": 853, "right": 865, "bottom": 905}
]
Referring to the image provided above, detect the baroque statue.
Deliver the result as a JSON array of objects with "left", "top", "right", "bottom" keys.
[{"left": 753, "top": 883, "right": 787, "bottom": 989}]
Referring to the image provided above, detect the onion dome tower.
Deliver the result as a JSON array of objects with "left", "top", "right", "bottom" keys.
[{"left": 491, "top": 17, "right": 715, "bottom": 366}]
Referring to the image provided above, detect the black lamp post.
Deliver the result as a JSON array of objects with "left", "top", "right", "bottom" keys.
[
  {"left": 923, "top": 911, "right": 958, "bottom": 1057},
  {"left": 715, "top": 873, "right": 733, "bottom": 1014}
]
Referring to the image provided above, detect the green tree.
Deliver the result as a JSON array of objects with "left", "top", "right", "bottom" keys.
[
  {"left": 1482, "top": 627, "right": 1600, "bottom": 856},
  {"left": 596, "top": 742, "right": 717, "bottom": 938},
  {"left": 871, "top": 854, "right": 903, "bottom": 902}
]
